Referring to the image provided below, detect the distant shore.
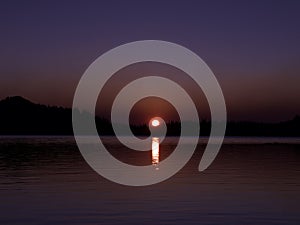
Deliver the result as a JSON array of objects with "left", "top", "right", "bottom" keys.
[{"left": 0, "top": 96, "right": 299, "bottom": 137}]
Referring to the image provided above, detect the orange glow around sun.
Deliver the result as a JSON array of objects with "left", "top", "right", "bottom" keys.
[{"left": 151, "top": 119, "right": 160, "bottom": 127}]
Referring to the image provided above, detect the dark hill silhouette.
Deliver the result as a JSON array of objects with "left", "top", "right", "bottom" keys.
[
  {"left": 0, "top": 96, "right": 73, "bottom": 135},
  {"left": 0, "top": 96, "right": 135, "bottom": 135},
  {"left": 0, "top": 96, "right": 299, "bottom": 136}
]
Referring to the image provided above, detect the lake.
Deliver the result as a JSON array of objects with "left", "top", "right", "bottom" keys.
[{"left": 0, "top": 136, "right": 299, "bottom": 225}]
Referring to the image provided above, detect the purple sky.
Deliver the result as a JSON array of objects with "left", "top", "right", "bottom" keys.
[{"left": 0, "top": 0, "right": 299, "bottom": 122}]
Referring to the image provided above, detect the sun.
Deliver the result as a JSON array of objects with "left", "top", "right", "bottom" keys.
[{"left": 151, "top": 119, "right": 160, "bottom": 127}]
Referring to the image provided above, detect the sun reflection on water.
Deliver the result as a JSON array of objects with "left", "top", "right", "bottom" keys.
[{"left": 152, "top": 137, "right": 159, "bottom": 168}]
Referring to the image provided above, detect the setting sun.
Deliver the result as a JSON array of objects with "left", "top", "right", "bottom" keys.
[{"left": 151, "top": 119, "right": 160, "bottom": 127}]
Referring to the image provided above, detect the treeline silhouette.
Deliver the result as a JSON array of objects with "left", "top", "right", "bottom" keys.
[{"left": 0, "top": 96, "right": 299, "bottom": 136}]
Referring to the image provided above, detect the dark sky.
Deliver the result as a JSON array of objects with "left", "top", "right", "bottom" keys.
[{"left": 0, "top": 0, "right": 299, "bottom": 122}]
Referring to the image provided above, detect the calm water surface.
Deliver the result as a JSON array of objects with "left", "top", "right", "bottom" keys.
[{"left": 0, "top": 136, "right": 299, "bottom": 225}]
